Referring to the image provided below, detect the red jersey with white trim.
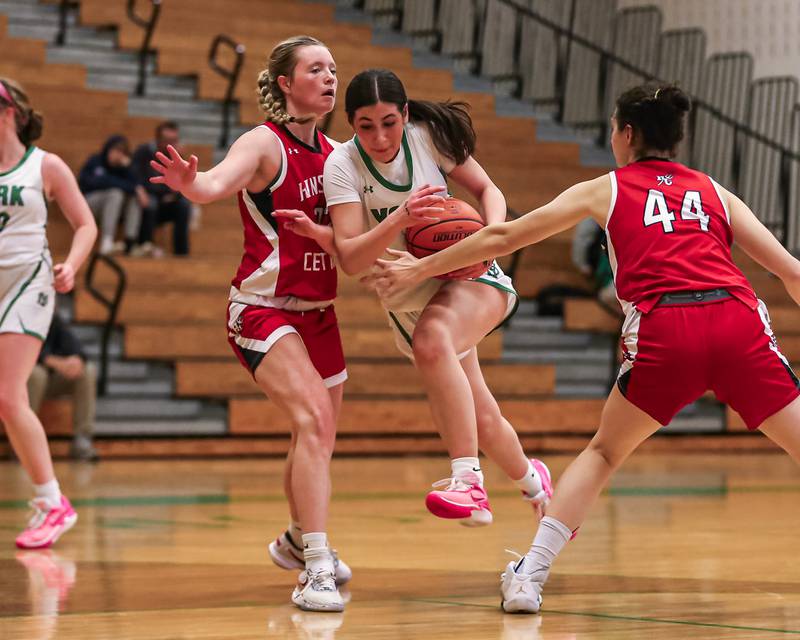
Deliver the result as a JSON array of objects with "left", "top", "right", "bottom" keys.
[
  {"left": 230, "top": 122, "right": 337, "bottom": 306},
  {"left": 606, "top": 159, "right": 758, "bottom": 313}
]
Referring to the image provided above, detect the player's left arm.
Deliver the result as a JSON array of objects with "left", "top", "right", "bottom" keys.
[
  {"left": 725, "top": 186, "right": 800, "bottom": 306},
  {"left": 447, "top": 157, "right": 506, "bottom": 224},
  {"left": 42, "top": 153, "right": 97, "bottom": 293}
]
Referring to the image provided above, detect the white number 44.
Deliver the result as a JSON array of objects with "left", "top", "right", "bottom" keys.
[{"left": 644, "top": 189, "right": 709, "bottom": 233}]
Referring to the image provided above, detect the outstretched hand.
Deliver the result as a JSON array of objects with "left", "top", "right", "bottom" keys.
[
  {"left": 374, "top": 248, "right": 426, "bottom": 297},
  {"left": 149, "top": 144, "right": 198, "bottom": 193}
]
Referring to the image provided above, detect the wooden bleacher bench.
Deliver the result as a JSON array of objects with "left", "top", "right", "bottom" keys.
[{"left": 175, "top": 360, "right": 555, "bottom": 398}]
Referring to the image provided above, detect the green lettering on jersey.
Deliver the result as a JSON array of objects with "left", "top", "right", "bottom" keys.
[
  {"left": 0, "top": 186, "right": 7, "bottom": 206},
  {"left": 10, "top": 186, "right": 24, "bottom": 206},
  {"left": 370, "top": 205, "right": 399, "bottom": 223},
  {"left": 0, "top": 211, "right": 9, "bottom": 233}
]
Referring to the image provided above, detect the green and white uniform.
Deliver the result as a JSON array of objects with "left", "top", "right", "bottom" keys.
[
  {"left": 324, "top": 122, "right": 517, "bottom": 358},
  {"left": 0, "top": 146, "right": 54, "bottom": 340}
]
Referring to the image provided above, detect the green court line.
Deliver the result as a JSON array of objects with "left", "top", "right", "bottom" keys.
[
  {"left": 409, "top": 598, "right": 800, "bottom": 635},
  {"left": 2, "top": 484, "right": 800, "bottom": 511},
  {"left": 0, "top": 494, "right": 230, "bottom": 510}
]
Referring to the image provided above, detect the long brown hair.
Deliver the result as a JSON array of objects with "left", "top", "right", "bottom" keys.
[{"left": 0, "top": 78, "right": 43, "bottom": 147}]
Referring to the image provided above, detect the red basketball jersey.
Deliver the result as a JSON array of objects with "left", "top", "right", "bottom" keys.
[
  {"left": 606, "top": 159, "right": 758, "bottom": 313},
  {"left": 230, "top": 122, "right": 337, "bottom": 305}
]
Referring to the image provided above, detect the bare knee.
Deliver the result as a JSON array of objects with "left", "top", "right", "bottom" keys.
[
  {"left": 586, "top": 438, "right": 625, "bottom": 471},
  {"left": 0, "top": 384, "right": 28, "bottom": 423},
  {"left": 412, "top": 320, "right": 453, "bottom": 367},
  {"left": 292, "top": 399, "right": 336, "bottom": 456}
]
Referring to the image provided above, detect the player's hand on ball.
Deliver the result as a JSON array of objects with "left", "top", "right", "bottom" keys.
[
  {"left": 375, "top": 248, "right": 424, "bottom": 296},
  {"left": 53, "top": 262, "right": 75, "bottom": 293},
  {"left": 395, "top": 184, "right": 446, "bottom": 228},
  {"left": 149, "top": 144, "right": 198, "bottom": 193},
  {"left": 273, "top": 209, "right": 318, "bottom": 238}
]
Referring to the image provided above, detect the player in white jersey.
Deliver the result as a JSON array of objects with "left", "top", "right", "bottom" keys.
[
  {"left": 0, "top": 78, "right": 96, "bottom": 549},
  {"left": 322, "top": 69, "right": 552, "bottom": 526}
]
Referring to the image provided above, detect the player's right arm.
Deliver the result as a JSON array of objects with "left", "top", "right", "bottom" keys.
[
  {"left": 323, "top": 152, "right": 444, "bottom": 275},
  {"left": 149, "top": 128, "right": 281, "bottom": 204},
  {"left": 375, "top": 175, "right": 609, "bottom": 293},
  {"left": 724, "top": 186, "right": 800, "bottom": 306}
]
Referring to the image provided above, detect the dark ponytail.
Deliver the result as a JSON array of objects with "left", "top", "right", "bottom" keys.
[
  {"left": 18, "top": 110, "right": 43, "bottom": 147},
  {"left": 614, "top": 84, "right": 691, "bottom": 156},
  {"left": 407, "top": 99, "right": 475, "bottom": 165},
  {"left": 345, "top": 68, "right": 476, "bottom": 165},
  {"left": 0, "top": 78, "right": 43, "bottom": 147}
]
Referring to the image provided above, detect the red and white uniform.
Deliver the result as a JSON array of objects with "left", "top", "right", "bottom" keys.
[
  {"left": 606, "top": 159, "right": 799, "bottom": 428},
  {"left": 227, "top": 122, "right": 346, "bottom": 387}
]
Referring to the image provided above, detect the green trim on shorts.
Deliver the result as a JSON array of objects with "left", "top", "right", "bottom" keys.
[
  {"left": 472, "top": 275, "right": 520, "bottom": 330},
  {"left": 388, "top": 311, "right": 413, "bottom": 347},
  {"left": 0, "top": 259, "right": 42, "bottom": 327},
  {"left": 19, "top": 318, "right": 44, "bottom": 341}
]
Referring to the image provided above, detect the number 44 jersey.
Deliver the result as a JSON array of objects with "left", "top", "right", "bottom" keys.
[
  {"left": 605, "top": 158, "right": 758, "bottom": 314},
  {"left": 0, "top": 146, "right": 50, "bottom": 269}
]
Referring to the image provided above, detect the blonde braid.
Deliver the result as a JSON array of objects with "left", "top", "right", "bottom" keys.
[{"left": 256, "top": 69, "right": 294, "bottom": 125}]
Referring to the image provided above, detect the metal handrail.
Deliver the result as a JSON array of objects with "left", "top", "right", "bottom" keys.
[
  {"left": 84, "top": 253, "right": 127, "bottom": 396},
  {"left": 208, "top": 34, "right": 246, "bottom": 149},
  {"left": 54, "top": 0, "right": 78, "bottom": 46},
  {"left": 127, "top": 0, "right": 163, "bottom": 96}
]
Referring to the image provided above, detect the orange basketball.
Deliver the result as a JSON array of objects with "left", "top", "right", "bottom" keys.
[{"left": 405, "top": 198, "right": 490, "bottom": 280}]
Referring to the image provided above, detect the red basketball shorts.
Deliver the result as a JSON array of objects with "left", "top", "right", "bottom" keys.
[
  {"left": 226, "top": 302, "right": 347, "bottom": 388},
  {"left": 618, "top": 297, "right": 799, "bottom": 429}
]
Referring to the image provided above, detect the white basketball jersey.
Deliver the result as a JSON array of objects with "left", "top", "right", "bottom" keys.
[
  {"left": 0, "top": 146, "right": 49, "bottom": 268},
  {"left": 324, "top": 122, "right": 455, "bottom": 311}
]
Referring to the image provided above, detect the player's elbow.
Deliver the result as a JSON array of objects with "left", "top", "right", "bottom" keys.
[{"left": 486, "top": 223, "right": 516, "bottom": 257}]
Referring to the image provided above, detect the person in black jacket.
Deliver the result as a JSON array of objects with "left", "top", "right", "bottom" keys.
[
  {"left": 132, "top": 121, "right": 192, "bottom": 256},
  {"left": 79, "top": 135, "right": 148, "bottom": 255},
  {"left": 27, "top": 314, "right": 98, "bottom": 461}
]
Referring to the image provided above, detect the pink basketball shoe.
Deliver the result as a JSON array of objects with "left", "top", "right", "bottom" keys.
[
  {"left": 425, "top": 472, "right": 492, "bottom": 526},
  {"left": 15, "top": 496, "right": 78, "bottom": 550},
  {"left": 522, "top": 458, "right": 554, "bottom": 519}
]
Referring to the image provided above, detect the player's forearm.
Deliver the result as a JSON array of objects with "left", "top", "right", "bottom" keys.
[
  {"left": 416, "top": 223, "right": 512, "bottom": 279},
  {"left": 64, "top": 221, "right": 97, "bottom": 272},
  {"left": 336, "top": 213, "right": 406, "bottom": 275},
  {"left": 312, "top": 225, "right": 338, "bottom": 259},
  {"left": 479, "top": 185, "right": 508, "bottom": 225},
  {"left": 178, "top": 172, "right": 231, "bottom": 204}
]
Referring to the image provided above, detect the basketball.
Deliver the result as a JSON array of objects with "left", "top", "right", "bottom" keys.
[{"left": 405, "top": 198, "right": 490, "bottom": 279}]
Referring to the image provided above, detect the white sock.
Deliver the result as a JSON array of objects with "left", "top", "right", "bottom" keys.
[
  {"left": 288, "top": 520, "right": 303, "bottom": 545},
  {"left": 513, "top": 459, "right": 542, "bottom": 497},
  {"left": 451, "top": 457, "right": 483, "bottom": 485},
  {"left": 302, "top": 532, "right": 334, "bottom": 575},
  {"left": 33, "top": 479, "right": 62, "bottom": 509},
  {"left": 523, "top": 516, "right": 572, "bottom": 579}
]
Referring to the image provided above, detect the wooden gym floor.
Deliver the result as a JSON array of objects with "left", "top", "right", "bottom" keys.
[{"left": 1, "top": 453, "right": 799, "bottom": 639}]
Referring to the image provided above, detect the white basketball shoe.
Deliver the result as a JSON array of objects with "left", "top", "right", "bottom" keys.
[
  {"left": 269, "top": 530, "right": 352, "bottom": 585},
  {"left": 501, "top": 556, "right": 544, "bottom": 614},
  {"left": 292, "top": 568, "right": 345, "bottom": 612}
]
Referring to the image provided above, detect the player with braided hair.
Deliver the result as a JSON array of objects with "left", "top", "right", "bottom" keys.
[{"left": 149, "top": 36, "right": 350, "bottom": 612}]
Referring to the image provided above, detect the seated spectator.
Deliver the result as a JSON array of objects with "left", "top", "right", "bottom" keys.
[
  {"left": 133, "top": 121, "right": 192, "bottom": 256},
  {"left": 78, "top": 135, "right": 148, "bottom": 255},
  {"left": 27, "top": 314, "right": 98, "bottom": 461},
  {"left": 571, "top": 218, "right": 621, "bottom": 314}
]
